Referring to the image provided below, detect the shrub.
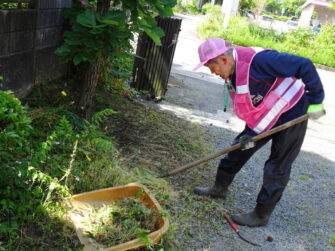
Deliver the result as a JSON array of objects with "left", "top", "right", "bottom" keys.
[
  {"left": 197, "top": 13, "right": 335, "bottom": 68},
  {"left": 173, "top": 0, "right": 204, "bottom": 14},
  {"left": 285, "top": 27, "right": 315, "bottom": 47},
  {"left": 0, "top": 90, "right": 32, "bottom": 162},
  {"left": 0, "top": 91, "right": 70, "bottom": 246}
]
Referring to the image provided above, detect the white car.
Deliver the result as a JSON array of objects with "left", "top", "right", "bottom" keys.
[
  {"left": 286, "top": 20, "right": 298, "bottom": 30},
  {"left": 259, "top": 15, "right": 274, "bottom": 29}
]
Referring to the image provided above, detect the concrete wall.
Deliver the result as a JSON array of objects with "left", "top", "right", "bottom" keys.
[
  {"left": 318, "top": 8, "right": 335, "bottom": 25},
  {"left": 299, "top": 4, "right": 315, "bottom": 26},
  {"left": 0, "top": 0, "right": 71, "bottom": 97}
]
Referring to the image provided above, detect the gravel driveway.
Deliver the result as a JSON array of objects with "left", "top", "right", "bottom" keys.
[{"left": 141, "top": 13, "right": 335, "bottom": 250}]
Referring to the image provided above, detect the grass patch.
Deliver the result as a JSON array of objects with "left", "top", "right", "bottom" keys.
[
  {"left": 1, "top": 77, "right": 221, "bottom": 250},
  {"left": 197, "top": 8, "right": 335, "bottom": 68}
]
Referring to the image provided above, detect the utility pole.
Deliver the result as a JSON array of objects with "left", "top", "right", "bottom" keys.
[{"left": 221, "top": 0, "right": 239, "bottom": 28}]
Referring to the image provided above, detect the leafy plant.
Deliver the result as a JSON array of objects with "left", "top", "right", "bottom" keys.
[
  {"left": 285, "top": 27, "right": 315, "bottom": 46},
  {"left": 135, "top": 229, "right": 154, "bottom": 249},
  {"left": 55, "top": 0, "right": 176, "bottom": 65},
  {"left": 315, "top": 22, "right": 335, "bottom": 46},
  {"left": 0, "top": 91, "right": 71, "bottom": 247},
  {"left": 0, "top": 90, "right": 32, "bottom": 162},
  {"left": 92, "top": 108, "right": 118, "bottom": 126}
]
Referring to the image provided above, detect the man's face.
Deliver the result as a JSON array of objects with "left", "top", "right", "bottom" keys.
[{"left": 204, "top": 56, "right": 232, "bottom": 80}]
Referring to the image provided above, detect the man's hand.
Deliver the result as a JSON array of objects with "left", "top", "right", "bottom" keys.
[
  {"left": 239, "top": 134, "right": 255, "bottom": 151},
  {"left": 307, "top": 104, "right": 326, "bottom": 120}
]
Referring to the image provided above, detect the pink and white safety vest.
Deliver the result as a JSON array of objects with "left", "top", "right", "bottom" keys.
[{"left": 230, "top": 47, "right": 305, "bottom": 134}]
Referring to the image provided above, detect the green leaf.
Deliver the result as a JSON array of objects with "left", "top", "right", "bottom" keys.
[
  {"left": 111, "top": 29, "right": 132, "bottom": 39},
  {"left": 100, "top": 19, "right": 119, "bottom": 25},
  {"left": 73, "top": 55, "right": 83, "bottom": 66},
  {"left": 0, "top": 76, "right": 3, "bottom": 80},
  {"left": 152, "top": 26, "right": 165, "bottom": 37},
  {"left": 84, "top": 39, "right": 100, "bottom": 48},
  {"left": 54, "top": 45, "right": 71, "bottom": 56},
  {"left": 162, "top": 0, "right": 177, "bottom": 8},
  {"left": 144, "top": 27, "right": 162, "bottom": 46},
  {"left": 6, "top": 131, "right": 19, "bottom": 138},
  {"left": 100, "top": 10, "right": 126, "bottom": 25},
  {"left": 77, "top": 10, "right": 96, "bottom": 27},
  {"left": 139, "top": 16, "right": 157, "bottom": 27},
  {"left": 135, "top": 229, "right": 150, "bottom": 235},
  {"left": 1, "top": 199, "right": 8, "bottom": 210},
  {"left": 156, "top": 6, "right": 174, "bottom": 17}
]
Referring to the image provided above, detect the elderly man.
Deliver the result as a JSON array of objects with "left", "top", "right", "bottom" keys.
[{"left": 193, "top": 38, "right": 325, "bottom": 227}]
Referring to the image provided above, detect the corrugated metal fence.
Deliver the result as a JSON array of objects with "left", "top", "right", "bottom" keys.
[{"left": 132, "top": 16, "right": 182, "bottom": 102}]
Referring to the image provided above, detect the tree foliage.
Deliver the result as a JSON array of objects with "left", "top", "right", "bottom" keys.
[
  {"left": 265, "top": 0, "right": 281, "bottom": 13},
  {"left": 265, "top": 0, "right": 305, "bottom": 16},
  {"left": 55, "top": 0, "right": 176, "bottom": 119},
  {"left": 281, "top": 0, "right": 305, "bottom": 16},
  {"left": 55, "top": 0, "right": 176, "bottom": 66},
  {"left": 239, "top": 0, "right": 256, "bottom": 11},
  {"left": 331, "top": 0, "right": 335, "bottom": 10}
]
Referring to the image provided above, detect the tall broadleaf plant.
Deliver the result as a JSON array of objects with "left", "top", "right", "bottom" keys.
[{"left": 55, "top": 0, "right": 176, "bottom": 118}]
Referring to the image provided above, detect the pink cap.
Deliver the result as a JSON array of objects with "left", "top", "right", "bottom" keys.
[{"left": 193, "top": 38, "right": 230, "bottom": 71}]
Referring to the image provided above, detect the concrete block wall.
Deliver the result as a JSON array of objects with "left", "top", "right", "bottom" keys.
[{"left": 0, "top": 0, "right": 72, "bottom": 97}]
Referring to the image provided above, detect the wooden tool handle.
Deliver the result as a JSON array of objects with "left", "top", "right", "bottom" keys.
[{"left": 160, "top": 114, "right": 309, "bottom": 178}]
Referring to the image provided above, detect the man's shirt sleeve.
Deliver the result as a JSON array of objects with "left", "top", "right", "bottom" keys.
[{"left": 251, "top": 50, "right": 325, "bottom": 104}]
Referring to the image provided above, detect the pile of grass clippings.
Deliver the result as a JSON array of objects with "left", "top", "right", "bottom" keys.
[{"left": 84, "top": 198, "right": 159, "bottom": 247}]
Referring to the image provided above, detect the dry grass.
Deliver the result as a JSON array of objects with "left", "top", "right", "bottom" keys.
[{"left": 93, "top": 89, "right": 230, "bottom": 249}]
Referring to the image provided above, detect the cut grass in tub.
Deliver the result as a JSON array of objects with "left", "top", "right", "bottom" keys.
[{"left": 83, "top": 197, "right": 160, "bottom": 248}]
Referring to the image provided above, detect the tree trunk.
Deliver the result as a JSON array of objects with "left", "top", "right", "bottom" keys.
[
  {"left": 79, "top": 57, "right": 102, "bottom": 119},
  {"left": 78, "top": 0, "right": 110, "bottom": 119},
  {"left": 97, "top": 0, "right": 110, "bottom": 15}
]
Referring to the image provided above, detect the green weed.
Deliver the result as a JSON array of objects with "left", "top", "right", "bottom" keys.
[
  {"left": 1, "top": 65, "right": 218, "bottom": 250},
  {"left": 173, "top": 0, "right": 204, "bottom": 15},
  {"left": 327, "top": 233, "right": 335, "bottom": 248},
  {"left": 197, "top": 13, "right": 335, "bottom": 68}
]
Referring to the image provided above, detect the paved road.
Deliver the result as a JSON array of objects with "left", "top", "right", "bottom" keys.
[{"left": 170, "top": 13, "right": 335, "bottom": 161}]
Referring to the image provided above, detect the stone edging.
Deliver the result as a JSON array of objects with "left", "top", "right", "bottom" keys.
[{"left": 315, "top": 64, "right": 335, "bottom": 72}]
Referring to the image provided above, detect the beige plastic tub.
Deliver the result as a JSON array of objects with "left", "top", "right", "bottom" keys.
[{"left": 65, "top": 183, "right": 169, "bottom": 251}]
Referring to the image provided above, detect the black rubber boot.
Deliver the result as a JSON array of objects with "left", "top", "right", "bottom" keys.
[
  {"left": 194, "top": 170, "right": 234, "bottom": 199},
  {"left": 231, "top": 203, "right": 276, "bottom": 227}
]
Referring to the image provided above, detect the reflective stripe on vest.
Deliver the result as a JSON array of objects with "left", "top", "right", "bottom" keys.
[
  {"left": 236, "top": 85, "right": 248, "bottom": 94},
  {"left": 253, "top": 78, "right": 303, "bottom": 133},
  {"left": 232, "top": 47, "right": 304, "bottom": 134}
]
